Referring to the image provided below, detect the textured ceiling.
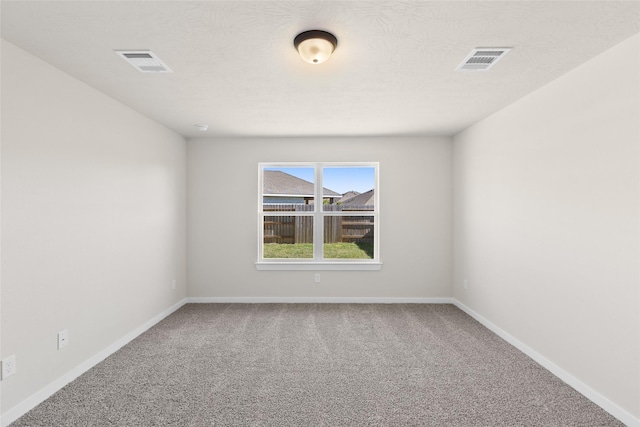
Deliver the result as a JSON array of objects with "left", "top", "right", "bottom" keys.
[{"left": 2, "top": 1, "right": 639, "bottom": 138}]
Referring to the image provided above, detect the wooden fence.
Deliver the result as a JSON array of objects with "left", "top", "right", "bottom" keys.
[{"left": 263, "top": 204, "right": 374, "bottom": 244}]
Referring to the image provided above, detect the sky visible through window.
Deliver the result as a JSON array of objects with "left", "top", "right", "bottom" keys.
[{"left": 266, "top": 167, "right": 374, "bottom": 194}]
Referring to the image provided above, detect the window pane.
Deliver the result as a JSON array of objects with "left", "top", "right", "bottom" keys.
[
  {"left": 263, "top": 167, "right": 315, "bottom": 211},
  {"left": 323, "top": 167, "right": 375, "bottom": 212},
  {"left": 323, "top": 216, "right": 374, "bottom": 259},
  {"left": 263, "top": 216, "right": 313, "bottom": 258}
]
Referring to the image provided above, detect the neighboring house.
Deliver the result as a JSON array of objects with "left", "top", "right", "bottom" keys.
[
  {"left": 340, "top": 189, "right": 375, "bottom": 208},
  {"left": 263, "top": 170, "right": 341, "bottom": 204},
  {"left": 337, "top": 190, "right": 360, "bottom": 204}
]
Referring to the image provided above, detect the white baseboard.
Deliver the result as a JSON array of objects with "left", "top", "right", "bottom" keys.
[
  {"left": 452, "top": 299, "right": 639, "bottom": 427},
  {"left": 1, "top": 298, "right": 188, "bottom": 427},
  {"left": 187, "top": 296, "right": 453, "bottom": 304}
]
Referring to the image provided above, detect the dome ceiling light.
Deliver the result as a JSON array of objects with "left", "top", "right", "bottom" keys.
[{"left": 294, "top": 30, "right": 338, "bottom": 64}]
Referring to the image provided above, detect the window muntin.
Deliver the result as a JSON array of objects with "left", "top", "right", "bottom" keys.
[{"left": 257, "top": 163, "right": 380, "bottom": 269}]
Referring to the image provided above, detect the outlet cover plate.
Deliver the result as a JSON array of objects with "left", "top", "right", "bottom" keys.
[
  {"left": 58, "top": 330, "right": 69, "bottom": 349},
  {"left": 2, "top": 354, "right": 16, "bottom": 379}
]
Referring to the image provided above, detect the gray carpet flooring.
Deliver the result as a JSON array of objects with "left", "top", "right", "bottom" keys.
[{"left": 11, "top": 303, "right": 622, "bottom": 426}]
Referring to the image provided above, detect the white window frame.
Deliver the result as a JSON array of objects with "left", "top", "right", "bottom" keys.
[{"left": 256, "top": 162, "right": 382, "bottom": 271}]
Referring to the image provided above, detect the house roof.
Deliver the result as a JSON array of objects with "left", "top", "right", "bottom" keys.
[
  {"left": 338, "top": 191, "right": 361, "bottom": 204},
  {"left": 263, "top": 170, "right": 341, "bottom": 198},
  {"left": 340, "top": 189, "right": 375, "bottom": 207}
]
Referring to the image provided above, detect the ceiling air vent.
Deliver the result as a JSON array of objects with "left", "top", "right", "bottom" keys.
[
  {"left": 115, "top": 50, "right": 172, "bottom": 73},
  {"left": 455, "top": 48, "right": 512, "bottom": 71}
]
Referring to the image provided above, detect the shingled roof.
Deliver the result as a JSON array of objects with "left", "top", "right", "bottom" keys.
[
  {"left": 337, "top": 191, "right": 360, "bottom": 204},
  {"left": 263, "top": 170, "right": 341, "bottom": 197},
  {"left": 340, "top": 189, "right": 375, "bottom": 206}
]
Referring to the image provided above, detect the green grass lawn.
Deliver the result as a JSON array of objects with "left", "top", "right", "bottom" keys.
[{"left": 264, "top": 242, "right": 373, "bottom": 259}]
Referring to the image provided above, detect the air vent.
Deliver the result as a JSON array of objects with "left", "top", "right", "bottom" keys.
[
  {"left": 115, "top": 50, "right": 172, "bottom": 73},
  {"left": 455, "top": 48, "right": 512, "bottom": 71}
]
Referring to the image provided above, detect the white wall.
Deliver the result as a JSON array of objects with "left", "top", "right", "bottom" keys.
[
  {"left": 453, "top": 33, "right": 640, "bottom": 419},
  {"left": 188, "top": 136, "right": 452, "bottom": 299},
  {"left": 1, "top": 40, "right": 187, "bottom": 413}
]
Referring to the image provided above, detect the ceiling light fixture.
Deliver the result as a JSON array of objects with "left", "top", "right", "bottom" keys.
[
  {"left": 294, "top": 30, "right": 338, "bottom": 64},
  {"left": 194, "top": 124, "right": 208, "bottom": 131}
]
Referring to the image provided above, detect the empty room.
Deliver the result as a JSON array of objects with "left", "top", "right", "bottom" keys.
[{"left": 1, "top": 1, "right": 639, "bottom": 426}]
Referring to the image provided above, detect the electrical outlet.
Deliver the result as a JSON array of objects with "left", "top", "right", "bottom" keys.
[
  {"left": 464, "top": 279, "right": 468, "bottom": 290},
  {"left": 171, "top": 279, "right": 176, "bottom": 290},
  {"left": 58, "top": 330, "right": 69, "bottom": 350},
  {"left": 314, "top": 273, "right": 321, "bottom": 283},
  {"left": 2, "top": 355, "right": 16, "bottom": 380}
]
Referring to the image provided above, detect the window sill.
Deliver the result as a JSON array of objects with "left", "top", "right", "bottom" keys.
[{"left": 255, "top": 262, "right": 383, "bottom": 271}]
